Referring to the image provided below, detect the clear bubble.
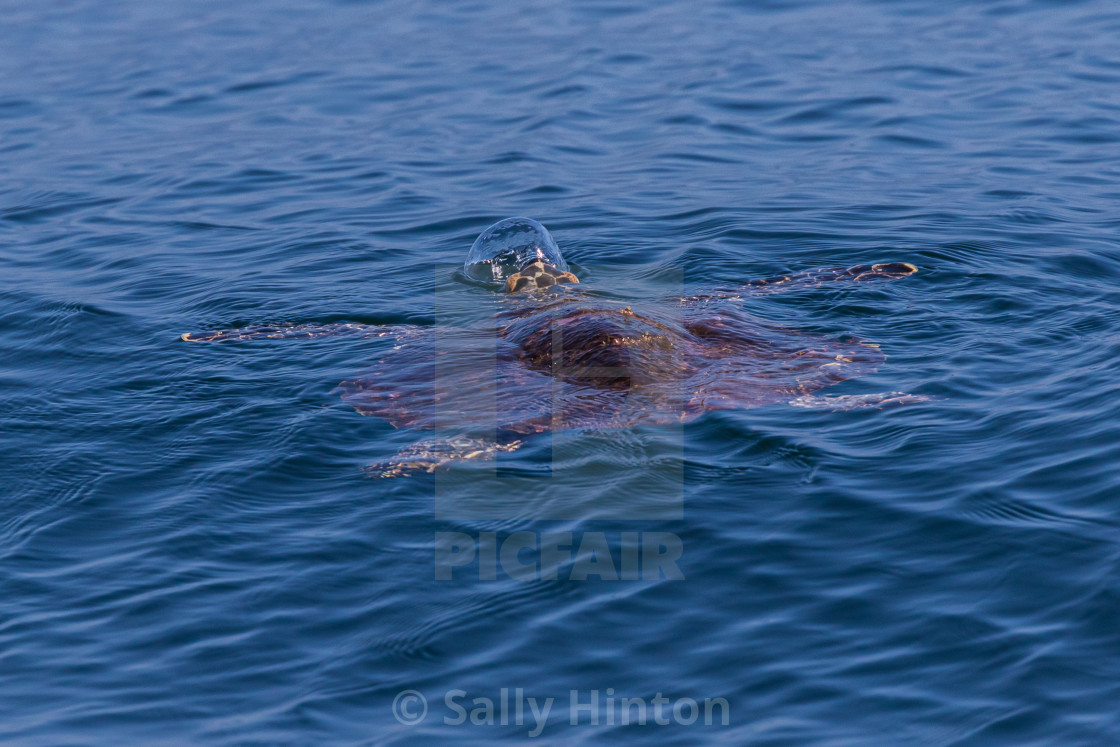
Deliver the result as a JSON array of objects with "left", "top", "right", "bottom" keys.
[{"left": 464, "top": 217, "right": 568, "bottom": 285}]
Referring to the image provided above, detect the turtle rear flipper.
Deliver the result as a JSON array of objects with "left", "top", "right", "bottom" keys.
[{"left": 365, "top": 436, "right": 523, "bottom": 478}]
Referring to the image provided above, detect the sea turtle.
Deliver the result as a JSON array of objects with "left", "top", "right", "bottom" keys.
[{"left": 183, "top": 217, "right": 926, "bottom": 476}]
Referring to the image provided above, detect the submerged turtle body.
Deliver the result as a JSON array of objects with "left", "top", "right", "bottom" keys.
[
  {"left": 184, "top": 217, "right": 926, "bottom": 475},
  {"left": 337, "top": 293, "right": 888, "bottom": 436}
]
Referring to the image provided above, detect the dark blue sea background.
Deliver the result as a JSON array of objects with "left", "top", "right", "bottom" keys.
[{"left": 4, "top": 0, "right": 1120, "bottom": 743}]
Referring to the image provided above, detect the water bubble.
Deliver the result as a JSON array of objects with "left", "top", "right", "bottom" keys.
[{"left": 464, "top": 217, "right": 568, "bottom": 285}]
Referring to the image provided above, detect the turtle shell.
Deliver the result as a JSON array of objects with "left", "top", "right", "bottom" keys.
[{"left": 336, "top": 297, "right": 883, "bottom": 434}]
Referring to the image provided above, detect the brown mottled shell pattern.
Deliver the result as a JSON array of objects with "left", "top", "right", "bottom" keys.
[{"left": 336, "top": 296, "right": 889, "bottom": 435}]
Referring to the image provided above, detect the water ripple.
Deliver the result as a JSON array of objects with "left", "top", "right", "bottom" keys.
[{"left": 3, "top": 0, "right": 1120, "bottom": 742}]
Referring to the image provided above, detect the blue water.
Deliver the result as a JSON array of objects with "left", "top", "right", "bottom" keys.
[{"left": 4, "top": 0, "right": 1120, "bottom": 743}]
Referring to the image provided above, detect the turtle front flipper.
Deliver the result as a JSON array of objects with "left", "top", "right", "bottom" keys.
[
  {"left": 742, "top": 262, "right": 918, "bottom": 295},
  {"left": 685, "top": 262, "right": 918, "bottom": 303},
  {"left": 364, "top": 436, "right": 523, "bottom": 478},
  {"left": 788, "top": 392, "right": 933, "bottom": 410},
  {"left": 181, "top": 323, "right": 414, "bottom": 343}
]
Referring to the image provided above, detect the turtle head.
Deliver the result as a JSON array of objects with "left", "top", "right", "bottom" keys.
[
  {"left": 464, "top": 217, "right": 579, "bottom": 294},
  {"left": 503, "top": 259, "right": 580, "bottom": 293}
]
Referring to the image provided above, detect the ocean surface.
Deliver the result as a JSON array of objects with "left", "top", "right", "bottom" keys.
[{"left": 3, "top": 0, "right": 1120, "bottom": 743}]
